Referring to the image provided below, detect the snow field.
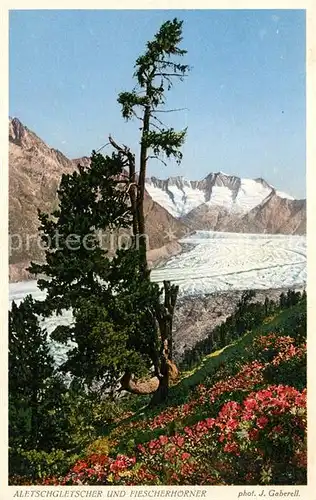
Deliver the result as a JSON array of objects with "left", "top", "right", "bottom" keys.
[{"left": 145, "top": 177, "right": 293, "bottom": 218}]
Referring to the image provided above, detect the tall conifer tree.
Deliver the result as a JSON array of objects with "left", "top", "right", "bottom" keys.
[{"left": 29, "top": 19, "right": 189, "bottom": 403}]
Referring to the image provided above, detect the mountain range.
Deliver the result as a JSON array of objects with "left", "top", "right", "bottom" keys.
[
  {"left": 145, "top": 174, "right": 306, "bottom": 235},
  {"left": 9, "top": 117, "right": 306, "bottom": 282}
]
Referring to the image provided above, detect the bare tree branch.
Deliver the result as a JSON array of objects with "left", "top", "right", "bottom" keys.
[
  {"left": 155, "top": 108, "right": 188, "bottom": 113},
  {"left": 149, "top": 121, "right": 164, "bottom": 132},
  {"left": 112, "top": 209, "right": 131, "bottom": 224},
  {"left": 95, "top": 142, "right": 110, "bottom": 153},
  {"left": 108, "top": 135, "right": 125, "bottom": 152},
  {"left": 132, "top": 110, "right": 144, "bottom": 122},
  {"left": 126, "top": 182, "right": 138, "bottom": 194},
  {"left": 150, "top": 114, "right": 165, "bottom": 127},
  {"left": 146, "top": 155, "right": 168, "bottom": 167},
  {"left": 112, "top": 179, "right": 129, "bottom": 184},
  {"left": 112, "top": 172, "right": 139, "bottom": 184},
  {"left": 154, "top": 73, "right": 188, "bottom": 78}
]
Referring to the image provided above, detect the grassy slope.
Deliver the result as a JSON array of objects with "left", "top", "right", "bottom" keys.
[{"left": 88, "top": 302, "right": 305, "bottom": 456}]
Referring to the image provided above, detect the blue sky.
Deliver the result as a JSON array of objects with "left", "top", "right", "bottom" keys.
[{"left": 9, "top": 9, "right": 306, "bottom": 198}]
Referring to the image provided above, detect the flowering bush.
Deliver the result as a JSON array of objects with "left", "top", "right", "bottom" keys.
[
  {"left": 134, "top": 385, "right": 306, "bottom": 485},
  {"left": 41, "top": 453, "right": 138, "bottom": 485},
  {"left": 264, "top": 347, "right": 306, "bottom": 391},
  {"left": 110, "top": 333, "right": 306, "bottom": 451},
  {"left": 37, "top": 380, "right": 307, "bottom": 486},
  {"left": 110, "top": 359, "right": 266, "bottom": 447},
  {"left": 13, "top": 323, "right": 307, "bottom": 487},
  {"left": 206, "top": 385, "right": 307, "bottom": 484}
]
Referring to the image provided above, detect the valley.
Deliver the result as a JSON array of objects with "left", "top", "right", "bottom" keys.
[
  {"left": 8, "top": 115, "right": 307, "bottom": 393},
  {"left": 9, "top": 229, "right": 306, "bottom": 366}
]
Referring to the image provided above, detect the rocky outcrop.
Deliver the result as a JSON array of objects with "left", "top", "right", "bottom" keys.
[
  {"left": 9, "top": 118, "right": 75, "bottom": 273},
  {"left": 182, "top": 194, "right": 306, "bottom": 235},
  {"left": 9, "top": 118, "right": 188, "bottom": 281},
  {"left": 234, "top": 193, "right": 306, "bottom": 235}
]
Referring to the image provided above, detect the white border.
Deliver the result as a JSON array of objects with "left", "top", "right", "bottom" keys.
[{"left": 1, "top": 2, "right": 314, "bottom": 499}]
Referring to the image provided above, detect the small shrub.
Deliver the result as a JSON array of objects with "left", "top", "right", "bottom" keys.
[{"left": 9, "top": 448, "right": 79, "bottom": 484}]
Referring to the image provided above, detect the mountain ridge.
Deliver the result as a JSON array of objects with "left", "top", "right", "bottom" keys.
[
  {"left": 145, "top": 171, "right": 305, "bottom": 235},
  {"left": 9, "top": 117, "right": 306, "bottom": 282},
  {"left": 145, "top": 172, "right": 298, "bottom": 219},
  {"left": 9, "top": 117, "right": 188, "bottom": 281}
]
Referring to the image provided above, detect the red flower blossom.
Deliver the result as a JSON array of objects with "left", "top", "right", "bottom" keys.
[
  {"left": 257, "top": 416, "right": 269, "bottom": 429},
  {"left": 224, "top": 442, "right": 239, "bottom": 454},
  {"left": 159, "top": 435, "right": 169, "bottom": 445}
]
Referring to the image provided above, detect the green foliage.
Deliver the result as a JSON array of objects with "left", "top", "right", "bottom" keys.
[
  {"left": 9, "top": 293, "right": 153, "bottom": 478},
  {"left": 278, "top": 290, "right": 301, "bottom": 310},
  {"left": 9, "top": 296, "right": 59, "bottom": 450},
  {"left": 28, "top": 151, "right": 132, "bottom": 315},
  {"left": 27, "top": 150, "right": 162, "bottom": 390},
  {"left": 8, "top": 296, "right": 90, "bottom": 481},
  {"left": 143, "top": 128, "right": 186, "bottom": 164},
  {"left": 9, "top": 448, "right": 79, "bottom": 483},
  {"left": 118, "top": 17, "right": 189, "bottom": 165},
  {"left": 275, "top": 308, "right": 306, "bottom": 345},
  {"left": 264, "top": 352, "right": 306, "bottom": 391},
  {"left": 134, "top": 18, "right": 188, "bottom": 91}
]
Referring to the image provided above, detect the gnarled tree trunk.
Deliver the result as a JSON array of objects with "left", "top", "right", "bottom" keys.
[
  {"left": 150, "top": 280, "right": 179, "bottom": 405},
  {"left": 119, "top": 358, "right": 178, "bottom": 396},
  {"left": 117, "top": 281, "right": 179, "bottom": 404},
  {"left": 109, "top": 136, "right": 179, "bottom": 405},
  {"left": 120, "top": 371, "right": 159, "bottom": 395}
]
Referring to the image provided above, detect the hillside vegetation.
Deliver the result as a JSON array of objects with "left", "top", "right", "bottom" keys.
[{"left": 10, "top": 291, "right": 307, "bottom": 486}]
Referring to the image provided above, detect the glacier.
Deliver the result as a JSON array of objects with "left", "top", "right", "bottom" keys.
[
  {"left": 9, "top": 231, "right": 306, "bottom": 366},
  {"left": 151, "top": 231, "right": 306, "bottom": 296},
  {"left": 9, "top": 231, "right": 306, "bottom": 329},
  {"left": 9, "top": 231, "right": 306, "bottom": 365},
  {"left": 9, "top": 231, "right": 306, "bottom": 306}
]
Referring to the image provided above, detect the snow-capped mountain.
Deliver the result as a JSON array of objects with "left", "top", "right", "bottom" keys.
[{"left": 145, "top": 173, "right": 294, "bottom": 218}]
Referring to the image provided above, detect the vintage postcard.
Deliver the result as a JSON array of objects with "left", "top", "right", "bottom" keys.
[{"left": 1, "top": 2, "right": 315, "bottom": 499}]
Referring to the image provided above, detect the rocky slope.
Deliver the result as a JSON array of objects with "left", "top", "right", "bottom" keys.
[
  {"left": 9, "top": 118, "right": 187, "bottom": 281},
  {"left": 182, "top": 193, "right": 306, "bottom": 235},
  {"left": 9, "top": 118, "right": 75, "bottom": 277},
  {"left": 173, "top": 286, "right": 304, "bottom": 362},
  {"left": 233, "top": 192, "right": 307, "bottom": 235}
]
